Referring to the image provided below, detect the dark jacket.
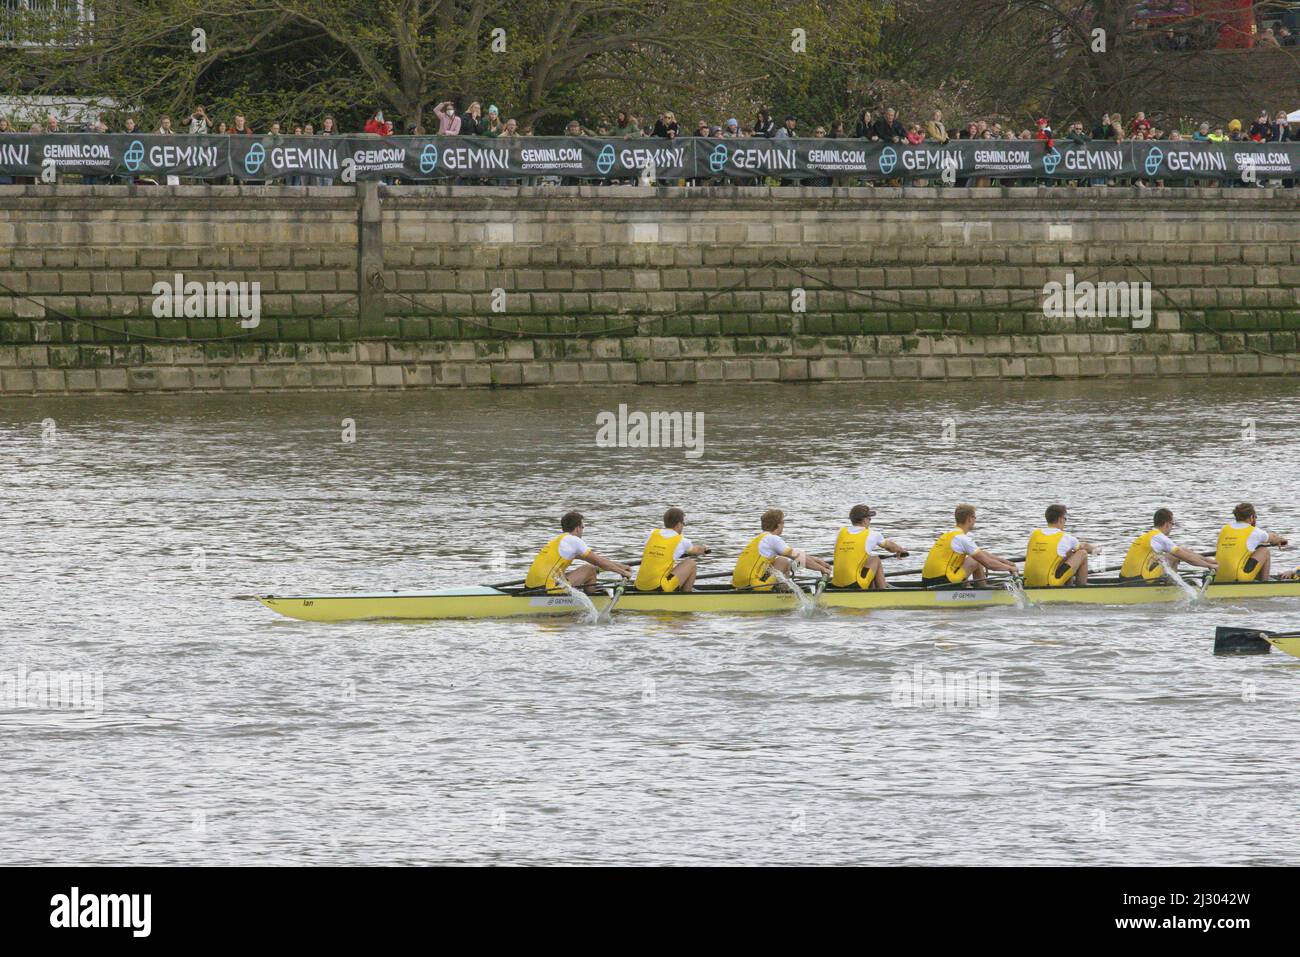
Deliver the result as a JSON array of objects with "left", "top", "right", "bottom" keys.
[{"left": 871, "top": 117, "right": 906, "bottom": 143}]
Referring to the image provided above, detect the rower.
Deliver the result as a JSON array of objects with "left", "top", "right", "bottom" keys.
[
  {"left": 831, "top": 504, "right": 908, "bottom": 590},
  {"left": 1024, "top": 503, "right": 1098, "bottom": 587},
  {"left": 1118, "top": 507, "right": 1217, "bottom": 581},
  {"left": 732, "top": 508, "right": 832, "bottom": 591},
  {"left": 524, "top": 511, "right": 633, "bottom": 593},
  {"left": 634, "top": 507, "right": 711, "bottom": 593},
  {"left": 1214, "top": 502, "right": 1289, "bottom": 582},
  {"left": 921, "top": 504, "right": 1018, "bottom": 587}
]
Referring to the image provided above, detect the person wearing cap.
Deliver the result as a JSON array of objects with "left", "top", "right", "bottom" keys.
[
  {"left": 481, "top": 105, "right": 503, "bottom": 137},
  {"left": 774, "top": 115, "right": 798, "bottom": 139},
  {"left": 723, "top": 118, "right": 741, "bottom": 138},
  {"left": 1227, "top": 118, "right": 1245, "bottom": 141},
  {"left": 831, "top": 505, "right": 908, "bottom": 590}
]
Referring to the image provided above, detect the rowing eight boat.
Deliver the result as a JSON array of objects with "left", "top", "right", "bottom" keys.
[{"left": 251, "top": 576, "right": 1300, "bottom": 623}]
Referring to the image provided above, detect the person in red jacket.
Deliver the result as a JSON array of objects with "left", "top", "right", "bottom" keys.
[{"left": 363, "top": 109, "right": 393, "bottom": 136}]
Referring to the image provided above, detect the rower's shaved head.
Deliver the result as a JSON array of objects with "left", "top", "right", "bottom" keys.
[
  {"left": 761, "top": 509, "right": 784, "bottom": 532},
  {"left": 561, "top": 510, "right": 584, "bottom": 532},
  {"left": 663, "top": 507, "right": 685, "bottom": 528}
]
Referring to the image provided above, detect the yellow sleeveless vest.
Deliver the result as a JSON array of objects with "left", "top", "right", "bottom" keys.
[
  {"left": 1215, "top": 523, "right": 1260, "bottom": 582},
  {"left": 832, "top": 526, "right": 876, "bottom": 589},
  {"left": 525, "top": 534, "right": 578, "bottom": 591},
  {"left": 732, "top": 533, "right": 776, "bottom": 590},
  {"left": 1120, "top": 528, "right": 1166, "bottom": 580},
  {"left": 1024, "top": 528, "right": 1070, "bottom": 587},
  {"left": 635, "top": 529, "right": 683, "bottom": 591},
  {"left": 922, "top": 527, "right": 970, "bottom": 583}
]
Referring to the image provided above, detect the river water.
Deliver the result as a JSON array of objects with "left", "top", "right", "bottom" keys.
[{"left": 2, "top": 379, "right": 1298, "bottom": 866}]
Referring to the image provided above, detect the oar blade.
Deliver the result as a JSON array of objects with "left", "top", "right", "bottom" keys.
[{"left": 1213, "top": 626, "right": 1274, "bottom": 656}]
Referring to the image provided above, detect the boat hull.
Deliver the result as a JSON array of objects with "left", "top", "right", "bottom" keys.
[{"left": 254, "top": 579, "right": 1300, "bottom": 623}]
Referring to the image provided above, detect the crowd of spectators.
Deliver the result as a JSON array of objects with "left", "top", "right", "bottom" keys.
[{"left": 0, "top": 98, "right": 1295, "bottom": 187}]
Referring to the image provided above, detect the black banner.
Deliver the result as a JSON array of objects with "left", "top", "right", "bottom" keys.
[{"left": 0, "top": 133, "right": 1295, "bottom": 183}]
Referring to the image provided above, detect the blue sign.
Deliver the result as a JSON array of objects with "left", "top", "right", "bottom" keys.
[
  {"left": 1144, "top": 146, "right": 1164, "bottom": 178},
  {"left": 708, "top": 143, "right": 729, "bottom": 173},
  {"left": 419, "top": 143, "right": 439, "bottom": 173},
  {"left": 243, "top": 141, "right": 266, "bottom": 175},
  {"left": 123, "top": 140, "right": 144, "bottom": 172},
  {"left": 1042, "top": 147, "right": 1061, "bottom": 175},
  {"left": 879, "top": 146, "right": 897, "bottom": 176},
  {"left": 596, "top": 144, "right": 616, "bottom": 175}
]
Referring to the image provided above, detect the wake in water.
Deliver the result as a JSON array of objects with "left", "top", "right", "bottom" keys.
[
  {"left": 770, "top": 563, "right": 828, "bottom": 618},
  {"left": 1000, "top": 574, "right": 1034, "bottom": 610},
  {"left": 1158, "top": 557, "right": 1204, "bottom": 604},
  {"left": 549, "top": 575, "right": 602, "bottom": 624}
]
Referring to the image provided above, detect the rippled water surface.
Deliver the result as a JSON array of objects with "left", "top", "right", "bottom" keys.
[{"left": 2, "top": 380, "right": 1299, "bottom": 865}]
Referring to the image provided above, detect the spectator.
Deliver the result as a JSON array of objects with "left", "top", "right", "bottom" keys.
[
  {"left": 434, "top": 101, "right": 461, "bottom": 135},
  {"left": 123, "top": 117, "right": 138, "bottom": 134},
  {"left": 926, "top": 110, "right": 948, "bottom": 143},
  {"left": 754, "top": 108, "right": 775, "bottom": 138},
  {"left": 501, "top": 118, "right": 518, "bottom": 136},
  {"left": 268, "top": 121, "right": 282, "bottom": 135},
  {"left": 1192, "top": 121, "right": 1210, "bottom": 141},
  {"left": 1091, "top": 113, "right": 1111, "bottom": 140},
  {"left": 1268, "top": 111, "right": 1291, "bottom": 142},
  {"left": 157, "top": 116, "right": 174, "bottom": 134},
  {"left": 364, "top": 109, "right": 393, "bottom": 136},
  {"left": 693, "top": 119, "right": 710, "bottom": 137},
  {"left": 1064, "top": 120, "right": 1087, "bottom": 144},
  {"left": 774, "top": 115, "right": 798, "bottom": 138},
  {"left": 871, "top": 108, "right": 906, "bottom": 143},
  {"left": 1227, "top": 119, "right": 1245, "bottom": 141},
  {"left": 609, "top": 110, "right": 638, "bottom": 136},
  {"left": 830, "top": 120, "right": 846, "bottom": 138},
  {"left": 905, "top": 123, "right": 924, "bottom": 144},
  {"left": 1259, "top": 27, "right": 1280, "bottom": 48},
  {"left": 853, "top": 110, "right": 874, "bottom": 139},
  {"left": 1278, "top": 26, "right": 1295, "bottom": 47},
  {"left": 1035, "top": 116, "right": 1053, "bottom": 145},
  {"left": 45, "top": 115, "right": 60, "bottom": 133},
  {"left": 565, "top": 119, "right": 585, "bottom": 135},
  {"left": 215, "top": 120, "right": 228, "bottom": 134},
  {"left": 231, "top": 113, "right": 252, "bottom": 135},
  {"left": 482, "top": 106, "right": 504, "bottom": 137},
  {"left": 1249, "top": 111, "right": 1271, "bottom": 141},
  {"left": 1207, "top": 125, "right": 1227, "bottom": 143},
  {"left": 461, "top": 102, "right": 482, "bottom": 135},
  {"left": 0, "top": 118, "right": 10, "bottom": 133},
  {"left": 652, "top": 111, "right": 678, "bottom": 138},
  {"left": 188, "top": 105, "right": 209, "bottom": 134},
  {"left": 723, "top": 117, "right": 741, "bottom": 138},
  {"left": 958, "top": 121, "right": 977, "bottom": 140},
  {"left": 320, "top": 115, "right": 337, "bottom": 135},
  {"left": 1130, "top": 111, "right": 1151, "bottom": 136}
]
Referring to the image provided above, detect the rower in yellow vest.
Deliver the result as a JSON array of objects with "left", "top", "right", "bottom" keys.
[
  {"left": 524, "top": 510, "right": 634, "bottom": 593},
  {"left": 1119, "top": 507, "right": 1217, "bottom": 581},
  {"left": 634, "top": 507, "right": 711, "bottom": 592},
  {"left": 1215, "top": 502, "right": 1289, "bottom": 582},
  {"left": 831, "top": 504, "right": 908, "bottom": 589},
  {"left": 732, "top": 509, "right": 833, "bottom": 591},
  {"left": 1024, "top": 503, "right": 1098, "bottom": 587},
  {"left": 921, "top": 504, "right": 1018, "bottom": 587}
]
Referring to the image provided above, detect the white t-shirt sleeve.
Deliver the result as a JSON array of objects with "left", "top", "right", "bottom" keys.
[
  {"left": 866, "top": 529, "right": 885, "bottom": 552},
  {"left": 558, "top": 535, "right": 590, "bottom": 561},
  {"left": 759, "top": 534, "right": 790, "bottom": 559},
  {"left": 1247, "top": 528, "right": 1270, "bottom": 552},
  {"left": 951, "top": 533, "right": 978, "bottom": 556},
  {"left": 1150, "top": 532, "right": 1175, "bottom": 555},
  {"left": 675, "top": 535, "right": 692, "bottom": 561},
  {"left": 1057, "top": 532, "right": 1079, "bottom": 557}
]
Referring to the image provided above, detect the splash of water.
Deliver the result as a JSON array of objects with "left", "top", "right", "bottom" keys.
[
  {"left": 550, "top": 575, "right": 601, "bottom": 624},
  {"left": 1000, "top": 574, "right": 1032, "bottom": 609},
  {"left": 769, "top": 564, "right": 816, "bottom": 614},
  {"left": 1158, "top": 557, "right": 1201, "bottom": 603}
]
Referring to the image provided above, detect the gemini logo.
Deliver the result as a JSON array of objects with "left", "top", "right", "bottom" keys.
[
  {"left": 1042, "top": 147, "right": 1062, "bottom": 175},
  {"left": 1144, "top": 146, "right": 1164, "bottom": 178},
  {"left": 123, "top": 140, "right": 144, "bottom": 172},
  {"left": 879, "top": 146, "right": 897, "bottom": 175},
  {"left": 419, "top": 143, "right": 439, "bottom": 173},
  {"left": 596, "top": 144, "right": 616, "bottom": 175},
  {"left": 708, "top": 143, "right": 729, "bottom": 173},
  {"left": 243, "top": 141, "right": 266, "bottom": 175}
]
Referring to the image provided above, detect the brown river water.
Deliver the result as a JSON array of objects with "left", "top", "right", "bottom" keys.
[{"left": 1, "top": 379, "right": 1298, "bottom": 864}]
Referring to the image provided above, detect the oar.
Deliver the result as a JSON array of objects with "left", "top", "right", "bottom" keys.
[
  {"left": 890, "top": 554, "right": 1028, "bottom": 580},
  {"left": 1213, "top": 626, "right": 1300, "bottom": 656},
  {"left": 486, "top": 560, "right": 639, "bottom": 590}
]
